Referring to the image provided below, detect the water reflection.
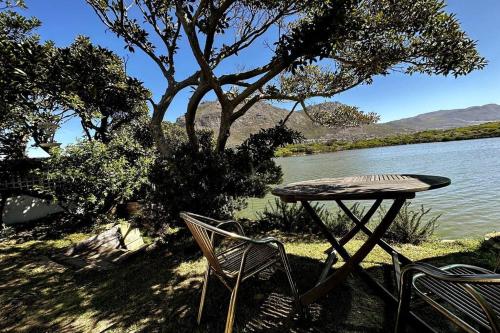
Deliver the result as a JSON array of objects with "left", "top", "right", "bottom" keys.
[{"left": 243, "top": 137, "right": 500, "bottom": 239}]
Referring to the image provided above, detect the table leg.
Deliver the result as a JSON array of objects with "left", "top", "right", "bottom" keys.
[
  {"left": 338, "top": 198, "right": 382, "bottom": 246},
  {"left": 336, "top": 200, "right": 412, "bottom": 265},
  {"left": 300, "top": 198, "right": 406, "bottom": 305},
  {"left": 334, "top": 200, "right": 436, "bottom": 332},
  {"left": 322, "top": 199, "right": 382, "bottom": 257},
  {"left": 312, "top": 199, "right": 383, "bottom": 284},
  {"left": 316, "top": 250, "right": 338, "bottom": 286},
  {"left": 301, "top": 201, "right": 350, "bottom": 261}
]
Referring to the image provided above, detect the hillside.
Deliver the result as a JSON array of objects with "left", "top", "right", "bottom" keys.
[
  {"left": 385, "top": 104, "right": 500, "bottom": 131},
  {"left": 276, "top": 121, "right": 500, "bottom": 157},
  {"left": 175, "top": 102, "right": 500, "bottom": 145},
  {"left": 176, "top": 101, "right": 333, "bottom": 146}
]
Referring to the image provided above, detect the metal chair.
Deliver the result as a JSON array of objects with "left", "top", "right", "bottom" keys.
[
  {"left": 393, "top": 253, "right": 500, "bottom": 333},
  {"left": 180, "top": 212, "right": 301, "bottom": 333}
]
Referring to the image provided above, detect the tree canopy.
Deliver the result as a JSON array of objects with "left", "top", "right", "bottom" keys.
[
  {"left": 0, "top": 3, "right": 149, "bottom": 158},
  {"left": 0, "top": 4, "right": 61, "bottom": 157},
  {"left": 60, "top": 36, "right": 150, "bottom": 143},
  {"left": 87, "top": 0, "right": 486, "bottom": 154}
]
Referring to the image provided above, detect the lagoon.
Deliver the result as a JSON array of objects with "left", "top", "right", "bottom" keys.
[{"left": 243, "top": 137, "right": 500, "bottom": 239}]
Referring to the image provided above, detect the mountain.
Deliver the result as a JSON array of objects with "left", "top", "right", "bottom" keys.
[
  {"left": 385, "top": 104, "right": 500, "bottom": 131},
  {"left": 176, "top": 101, "right": 331, "bottom": 146},
  {"left": 175, "top": 102, "right": 500, "bottom": 145}
]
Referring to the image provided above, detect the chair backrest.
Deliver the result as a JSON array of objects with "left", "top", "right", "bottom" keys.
[
  {"left": 410, "top": 263, "right": 500, "bottom": 332},
  {"left": 180, "top": 212, "right": 231, "bottom": 275}
]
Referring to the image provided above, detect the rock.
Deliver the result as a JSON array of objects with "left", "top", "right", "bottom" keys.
[
  {"left": 52, "top": 222, "right": 147, "bottom": 271},
  {"left": 484, "top": 232, "right": 500, "bottom": 251}
]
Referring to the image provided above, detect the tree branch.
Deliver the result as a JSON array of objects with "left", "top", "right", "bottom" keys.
[
  {"left": 282, "top": 101, "right": 300, "bottom": 125},
  {"left": 230, "top": 95, "right": 261, "bottom": 122},
  {"left": 87, "top": 1, "right": 171, "bottom": 79},
  {"left": 185, "top": 83, "right": 212, "bottom": 147},
  {"left": 231, "top": 59, "right": 286, "bottom": 106},
  {"left": 175, "top": 2, "right": 227, "bottom": 103}
]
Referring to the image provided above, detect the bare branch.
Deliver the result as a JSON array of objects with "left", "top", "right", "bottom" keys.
[
  {"left": 212, "top": 5, "right": 295, "bottom": 66},
  {"left": 300, "top": 100, "right": 315, "bottom": 123},
  {"left": 282, "top": 101, "right": 300, "bottom": 125},
  {"left": 175, "top": 2, "right": 227, "bottom": 103},
  {"left": 231, "top": 59, "right": 286, "bottom": 106},
  {"left": 219, "top": 62, "right": 276, "bottom": 84},
  {"left": 87, "top": 1, "right": 171, "bottom": 79},
  {"left": 230, "top": 95, "right": 261, "bottom": 122}
]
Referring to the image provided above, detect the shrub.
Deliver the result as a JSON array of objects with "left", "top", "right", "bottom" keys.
[
  {"left": 255, "top": 198, "right": 362, "bottom": 237},
  {"left": 329, "top": 203, "right": 366, "bottom": 237},
  {"left": 304, "top": 146, "right": 314, "bottom": 154},
  {"left": 38, "top": 128, "right": 155, "bottom": 220},
  {"left": 254, "top": 199, "right": 438, "bottom": 245},
  {"left": 382, "top": 202, "right": 439, "bottom": 245},
  {"left": 149, "top": 125, "right": 302, "bottom": 229},
  {"left": 255, "top": 198, "right": 332, "bottom": 234},
  {"left": 275, "top": 147, "right": 293, "bottom": 157}
]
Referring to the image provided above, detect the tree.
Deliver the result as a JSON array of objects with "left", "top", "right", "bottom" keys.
[
  {"left": 40, "top": 119, "right": 155, "bottom": 219},
  {"left": 0, "top": 2, "right": 149, "bottom": 158},
  {"left": 0, "top": 3, "right": 66, "bottom": 158},
  {"left": 60, "top": 36, "right": 150, "bottom": 143},
  {"left": 87, "top": 0, "right": 485, "bottom": 155}
]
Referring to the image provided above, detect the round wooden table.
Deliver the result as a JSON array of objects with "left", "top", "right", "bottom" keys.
[
  {"left": 272, "top": 174, "right": 450, "bottom": 202},
  {"left": 272, "top": 174, "right": 451, "bottom": 309}
]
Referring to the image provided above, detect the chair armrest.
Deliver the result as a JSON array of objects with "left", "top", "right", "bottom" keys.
[
  {"left": 216, "top": 220, "right": 246, "bottom": 236},
  {"left": 392, "top": 251, "right": 402, "bottom": 289},
  {"left": 248, "top": 237, "right": 288, "bottom": 254},
  {"left": 180, "top": 211, "right": 284, "bottom": 249},
  {"left": 401, "top": 263, "right": 500, "bottom": 284}
]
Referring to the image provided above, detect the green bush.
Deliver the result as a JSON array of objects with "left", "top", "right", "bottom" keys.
[
  {"left": 39, "top": 128, "right": 155, "bottom": 220},
  {"left": 275, "top": 147, "right": 293, "bottom": 157},
  {"left": 149, "top": 125, "right": 302, "bottom": 229},
  {"left": 255, "top": 199, "right": 437, "bottom": 245},
  {"left": 304, "top": 146, "right": 314, "bottom": 154},
  {"left": 382, "top": 202, "right": 439, "bottom": 245},
  {"left": 329, "top": 203, "right": 366, "bottom": 237},
  {"left": 255, "top": 199, "right": 363, "bottom": 237},
  {"left": 276, "top": 121, "right": 500, "bottom": 157},
  {"left": 255, "top": 199, "right": 329, "bottom": 234}
]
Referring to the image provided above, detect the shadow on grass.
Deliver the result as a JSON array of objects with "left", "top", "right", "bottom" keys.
[
  {"left": 0, "top": 238, "right": 358, "bottom": 333},
  {"left": 0, "top": 237, "right": 496, "bottom": 333}
]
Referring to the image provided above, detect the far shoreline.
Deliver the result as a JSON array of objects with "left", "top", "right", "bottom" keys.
[{"left": 275, "top": 121, "right": 500, "bottom": 158}]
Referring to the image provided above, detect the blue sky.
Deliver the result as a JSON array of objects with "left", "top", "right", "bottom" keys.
[{"left": 22, "top": 0, "right": 500, "bottom": 148}]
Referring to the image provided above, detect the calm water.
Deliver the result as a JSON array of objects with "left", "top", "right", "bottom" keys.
[{"left": 243, "top": 137, "right": 500, "bottom": 239}]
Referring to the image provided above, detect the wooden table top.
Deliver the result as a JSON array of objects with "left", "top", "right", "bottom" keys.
[{"left": 272, "top": 174, "right": 451, "bottom": 202}]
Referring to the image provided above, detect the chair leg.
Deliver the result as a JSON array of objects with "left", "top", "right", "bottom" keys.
[
  {"left": 279, "top": 251, "right": 303, "bottom": 317},
  {"left": 392, "top": 251, "right": 402, "bottom": 291},
  {"left": 224, "top": 274, "right": 242, "bottom": 333},
  {"left": 197, "top": 263, "right": 211, "bottom": 324},
  {"left": 394, "top": 274, "right": 413, "bottom": 333}
]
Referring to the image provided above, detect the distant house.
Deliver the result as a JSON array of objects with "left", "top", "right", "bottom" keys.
[{"left": 0, "top": 159, "right": 63, "bottom": 226}]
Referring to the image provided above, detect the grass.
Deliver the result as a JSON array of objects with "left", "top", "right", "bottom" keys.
[
  {"left": 0, "top": 232, "right": 497, "bottom": 333},
  {"left": 276, "top": 121, "right": 500, "bottom": 157}
]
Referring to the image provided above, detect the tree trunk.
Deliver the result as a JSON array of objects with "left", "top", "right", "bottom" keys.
[
  {"left": 185, "top": 105, "right": 199, "bottom": 149},
  {"left": 185, "top": 84, "right": 212, "bottom": 149},
  {"left": 216, "top": 105, "right": 233, "bottom": 152},
  {"left": 150, "top": 104, "right": 170, "bottom": 157}
]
